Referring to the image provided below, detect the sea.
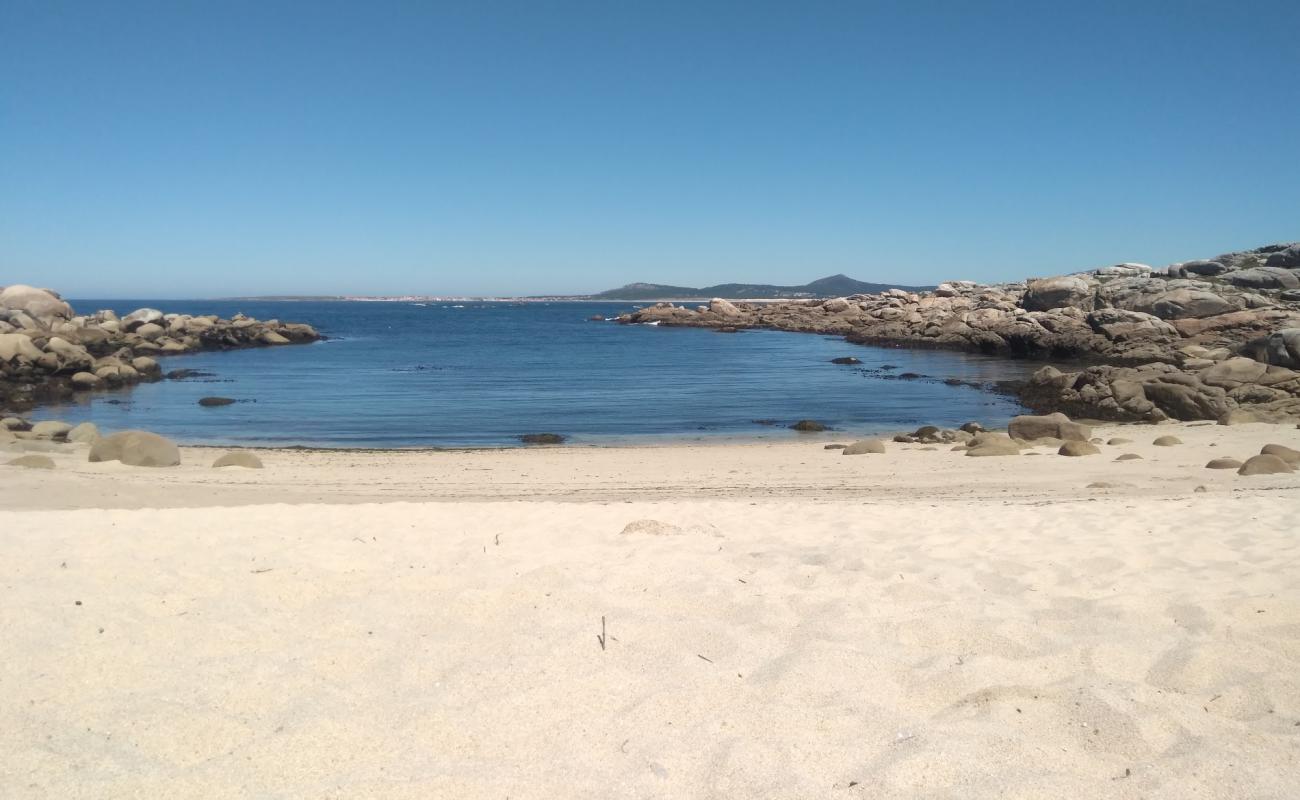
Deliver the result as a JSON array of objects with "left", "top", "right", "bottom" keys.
[{"left": 31, "top": 300, "right": 1037, "bottom": 448}]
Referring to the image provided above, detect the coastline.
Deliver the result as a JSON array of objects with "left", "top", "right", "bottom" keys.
[{"left": 3, "top": 419, "right": 1298, "bottom": 797}]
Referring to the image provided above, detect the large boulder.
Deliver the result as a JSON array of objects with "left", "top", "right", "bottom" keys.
[
  {"left": 70, "top": 371, "right": 102, "bottom": 390},
  {"left": 0, "top": 285, "right": 73, "bottom": 320},
  {"left": 1008, "top": 412, "right": 1090, "bottom": 442},
  {"left": 0, "top": 333, "right": 44, "bottom": 362},
  {"left": 1199, "top": 357, "right": 1268, "bottom": 388},
  {"left": 88, "top": 430, "right": 181, "bottom": 467},
  {"left": 1264, "top": 244, "right": 1300, "bottom": 268},
  {"left": 1150, "top": 289, "right": 1236, "bottom": 320},
  {"left": 965, "top": 433, "right": 1021, "bottom": 457},
  {"left": 1085, "top": 308, "right": 1177, "bottom": 341},
  {"left": 1021, "top": 276, "right": 1096, "bottom": 312},
  {"left": 1260, "top": 444, "right": 1300, "bottom": 465},
  {"left": 43, "top": 337, "right": 93, "bottom": 370},
  {"left": 1237, "top": 454, "right": 1294, "bottom": 476},
  {"left": 1141, "top": 381, "right": 1230, "bottom": 420},
  {"left": 1259, "top": 329, "right": 1300, "bottom": 368},
  {"left": 1180, "top": 260, "right": 1229, "bottom": 277},
  {"left": 842, "top": 439, "right": 886, "bottom": 455},
  {"left": 134, "top": 322, "right": 166, "bottom": 341},
  {"left": 708, "top": 298, "right": 742, "bottom": 316},
  {"left": 121, "top": 308, "right": 164, "bottom": 332},
  {"left": 31, "top": 421, "right": 72, "bottom": 440},
  {"left": 1227, "top": 267, "right": 1300, "bottom": 291}
]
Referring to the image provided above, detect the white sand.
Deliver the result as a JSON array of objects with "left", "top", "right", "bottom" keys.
[{"left": 2, "top": 421, "right": 1299, "bottom": 797}]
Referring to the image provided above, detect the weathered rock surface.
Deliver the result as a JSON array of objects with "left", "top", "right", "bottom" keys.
[
  {"left": 1205, "top": 458, "right": 1242, "bottom": 469},
  {"left": 67, "top": 422, "right": 100, "bottom": 444},
  {"left": 616, "top": 242, "right": 1300, "bottom": 422},
  {"left": 1237, "top": 454, "right": 1294, "bottom": 476},
  {"left": 1, "top": 288, "right": 321, "bottom": 412},
  {"left": 88, "top": 430, "right": 181, "bottom": 467},
  {"left": 6, "top": 454, "right": 55, "bottom": 469},
  {"left": 1008, "top": 413, "right": 1090, "bottom": 442},
  {"left": 1058, "top": 440, "right": 1100, "bottom": 456},
  {"left": 842, "top": 439, "right": 886, "bottom": 455}
]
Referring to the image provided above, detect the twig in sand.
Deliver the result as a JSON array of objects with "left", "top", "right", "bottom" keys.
[
  {"left": 597, "top": 616, "right": 607, "bottom": 651},
  {"left": 697, "top": 654, "right": 713, "bottom": 663},
  {"left": 250, "top": 568, "right": 273, "bottom": 574},
  {"left": 352, "top": 537, "right": 366, "bottom": 544},
  {"left": 495, "top": 533, "right": 500, "bottom": 546}
]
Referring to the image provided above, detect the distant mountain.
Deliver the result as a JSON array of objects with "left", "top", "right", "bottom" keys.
[{"left": 590, "top": 274, "right": 933, "bottom": 301}]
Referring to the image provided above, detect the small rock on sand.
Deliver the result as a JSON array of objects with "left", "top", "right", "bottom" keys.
[
  {"left": 6, "top": 455, "right": 55, "bottom": 469},
  {"left": 1107, "top": 437, "right": 1132, "bottom": 445},
  {"left": 620, "top": 519, "right": 682, "bottom": 536},
  {"left": 1237, "top": 454, "right": 1295, "bottom": 476},
  {"left": 823, "top": 443, "right": 846, "bottom": 450},
  {"left": 1115, "top": 453, "right": 1143, "bottom": 461},
  {"left": 1205, "top": 458, "right": 1242, "bottom": 470},
  {"left": 1153, "top": 435, "right": 1183, "bottom": 446},
  {"left": 1058, "top": 441, "right": 1100, "bottom": 456},
  {"left": 213, "top": 452, "right": 264, "bottom": 469}
]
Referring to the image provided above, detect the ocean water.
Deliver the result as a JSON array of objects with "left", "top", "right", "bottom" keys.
[{"left": 33, "top": 300, "right": 1036, "bottom": 447}]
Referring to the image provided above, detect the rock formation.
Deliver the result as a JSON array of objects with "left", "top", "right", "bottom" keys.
[
  {"left": 0, "top": 286, "right": 321, "bottom": 411},
  {"left": 618, "top": 242, "right": 1300, "bottom": 422}
]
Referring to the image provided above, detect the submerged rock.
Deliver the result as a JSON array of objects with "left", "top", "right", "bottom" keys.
[{"left": 519, "top": 433, "right": 567, "bottom": 445}]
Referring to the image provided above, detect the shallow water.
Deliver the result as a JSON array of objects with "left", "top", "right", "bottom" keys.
[{"left": 35, "top": 300, "right": 1036, "bottom": 447}]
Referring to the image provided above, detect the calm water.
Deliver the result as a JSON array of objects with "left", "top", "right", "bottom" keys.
[{"left": 33, "top": 300, "right": 1034, "bottom": 447}]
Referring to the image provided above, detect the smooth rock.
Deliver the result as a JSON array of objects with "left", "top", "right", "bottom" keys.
[
  {"left": 1058, "top": 440, "right": 1100, "bottom": 456},
  {"left": 88, "top": 430, "right": 181, "bottom": 467},
  {"left": 1115, "top": 453, "right": 1143, "bottom": 461},
  {"left": 212, "top": 451, "right": 264, "bottom": 469},
  {"left": 1237, "top": 454, "right": 1295, "bottom": 476},
  {"left": 31, "top": 421, "right": 72, "bottom": 440},
  {"left": 842, "top": 439, "right": 886, "bottom": 455},
  {"left": 67, "top": 422, "right": 100, "bottom": 444},
  {"left": 1260, "top": 443, "right": 1300, "bottom": 465},
  {"left": 1205, "top": 458, "right": 1242, "bottom": 469},
  {"left": 6, "top": 454, "right": 55, "bottom": 469}
]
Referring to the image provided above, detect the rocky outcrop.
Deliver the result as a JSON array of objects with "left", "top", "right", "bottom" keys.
[
  {"left": 618, "top": 242, "right": 1300, "bottom": 422},
  {"left": 1, "top": 287, "right": 321, "bottom": 412}
]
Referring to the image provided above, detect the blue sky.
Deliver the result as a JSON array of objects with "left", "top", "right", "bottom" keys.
[{"left": 2, "top": 0, "right": 1298, "bottom": 298}]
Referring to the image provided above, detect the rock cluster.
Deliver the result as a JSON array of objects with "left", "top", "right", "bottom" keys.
[
  {"left": 0, "top": 284, "right": 320, "bottom": 411},
  {"left": 617, "top": 243, "right": 1300, "bottom": 422}
]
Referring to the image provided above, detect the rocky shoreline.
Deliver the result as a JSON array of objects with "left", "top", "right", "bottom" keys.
[
  {"left": 0, "top": 284, "right": 321, "bottom": 412},
  {"left": 619, "top": 242, "right": 1300, "bottom": 424}
]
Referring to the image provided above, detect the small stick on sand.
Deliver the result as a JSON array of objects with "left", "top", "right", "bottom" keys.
[
  {"left": 597, "top": 616, "right": 606, "bottom": 651},
  {"left": 697, "top": 654, "right": 713, "bottom": 663},
  {"left": 250, "top": 568, "right": 273, "bottom": 574}
]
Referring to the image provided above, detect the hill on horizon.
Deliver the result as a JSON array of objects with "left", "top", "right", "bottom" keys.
[{"left": 589, "top": 274, "right": 934, "bottom": 300}]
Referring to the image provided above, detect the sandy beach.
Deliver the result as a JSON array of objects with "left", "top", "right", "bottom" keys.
[{"left": 2, "top": 421, "right": 1298, "bottom": 798}]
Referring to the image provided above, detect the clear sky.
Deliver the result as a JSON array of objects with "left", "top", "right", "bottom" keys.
[{"left": 3, "top": 0, "right": 1298, "bottom": 298}]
